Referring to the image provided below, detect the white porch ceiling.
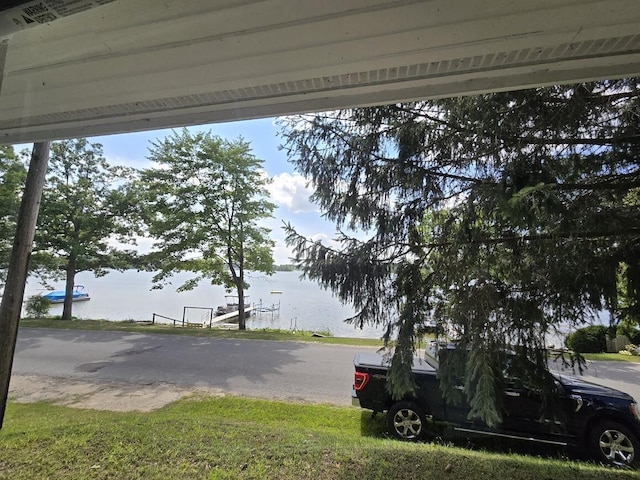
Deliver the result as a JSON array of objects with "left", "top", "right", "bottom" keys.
[{"left": 1, "top": 0, "right": 640, "bottom": 144}]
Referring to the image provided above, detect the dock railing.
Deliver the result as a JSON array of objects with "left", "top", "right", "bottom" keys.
[
  {"left": 151, "top": 313, "right": 180, "bottom": 325},
  {"left": 151, "top": 311, "right": 209, "bottom": 328},
  {"left": 183, "top": 306, "right": 216, "bottom": 328},
  {"left": 152, "top": 305, "right": 255, "bottom": 329}
]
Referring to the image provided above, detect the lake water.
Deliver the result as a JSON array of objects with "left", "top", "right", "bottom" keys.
[{"left": 24, "top": 270, "right": 384, "bottom": 339}]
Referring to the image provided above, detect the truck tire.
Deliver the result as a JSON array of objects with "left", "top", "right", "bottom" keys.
[
  {"left": 588, "top": 420, "right": 639, "bottom": 468},
  {"left": 387, "top": 401, "right": 427, "bottom": 441}
]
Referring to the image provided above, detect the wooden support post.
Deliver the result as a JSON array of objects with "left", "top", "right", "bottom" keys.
[{"left": 0, "top": 141, "right": 50, "bottom": 429}]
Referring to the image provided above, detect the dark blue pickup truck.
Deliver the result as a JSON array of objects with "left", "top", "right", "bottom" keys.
[{"left": 352, "top": 348, "right": 640, "bottom": 468}]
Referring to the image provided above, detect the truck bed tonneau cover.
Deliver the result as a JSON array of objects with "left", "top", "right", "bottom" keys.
[{"left": 354, "top": 353, "right": 437, "bottom": 373}]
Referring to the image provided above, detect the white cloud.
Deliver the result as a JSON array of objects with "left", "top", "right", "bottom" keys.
[
  {"left": 309, "top": 232, "right": 344, "bottom": 251},
  {"left": 270, "top": 232, "right": 344, "bottom": 265},
  {"left": 268, "top": 172, "right": 319, "bottom": 214},
  {"left": 310, "top": 232, "right": 331, "bottom": 243},
  {"left": 272, "top": 240, "right": 294, "bottom": 265}
]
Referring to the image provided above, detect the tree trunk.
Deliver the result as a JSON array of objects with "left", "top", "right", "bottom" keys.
[
  {"left": 237, "top": 282, "right": 246, "bottom": 330},
  {"left": 0, "top": 142, "right": 50, "bottom": 429},
  {"left": 62, "top": 257, "right": 76, "bottom": 320},
  {"left": 234, "top": 234, "right": 246, "bottom": 331}
]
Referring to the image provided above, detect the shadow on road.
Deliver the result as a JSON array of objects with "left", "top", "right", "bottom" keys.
[{"left": 14, "top": 327, "right": 370, "bottom": 405}]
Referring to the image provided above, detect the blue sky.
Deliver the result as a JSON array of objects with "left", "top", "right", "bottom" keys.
[{"left": 24, "top": 117, "right": 342, "bottom": 264}]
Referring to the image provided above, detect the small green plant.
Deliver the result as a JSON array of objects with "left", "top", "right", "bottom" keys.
[
  {"left": 24, "top": 295, "right": 52, "bottom": 318},
  {"left": 619, "top": 344, "right": 639, "bottom": 356}
]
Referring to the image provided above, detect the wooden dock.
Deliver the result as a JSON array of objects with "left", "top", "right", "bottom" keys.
[
  {"left": 153, "top": 306, "right": 255, "bottom": 328},
  {"left": 212, "top": 306, "right": 254, "bottom": 324}
]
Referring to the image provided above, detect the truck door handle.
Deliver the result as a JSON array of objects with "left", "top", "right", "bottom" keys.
[
  {"left": 505, "top": 391, "right": 520, "bottom": 397},
  {"left": 570, "top": 394, "right": 583, "bottom": 412}
]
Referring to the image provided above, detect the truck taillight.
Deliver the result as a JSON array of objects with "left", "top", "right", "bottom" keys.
[{"left": 354, "top": 372, "right": 369, "bottom": 391}]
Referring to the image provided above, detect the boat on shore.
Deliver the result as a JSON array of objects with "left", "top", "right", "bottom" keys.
[
  {"left": 215, "top": 295, "right": 250, "bottom": 317},
  {"left": 43, "top": 285, "right": 90, "bottom": 304}
]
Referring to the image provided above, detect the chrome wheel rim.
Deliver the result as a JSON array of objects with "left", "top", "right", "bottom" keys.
[
  {"left": 599, "top": 428, "right": 635, "bottom": 465},
  {"left": 393, "top": 408, "right": 422, "bottom": 439}
]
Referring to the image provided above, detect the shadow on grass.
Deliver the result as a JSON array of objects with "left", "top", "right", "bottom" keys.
[
  {"left": 358, "top": 411, "right": 596, "bottom": 467},
  {"left": 359, "top": 411, "right": 388, "bottom": 438}
]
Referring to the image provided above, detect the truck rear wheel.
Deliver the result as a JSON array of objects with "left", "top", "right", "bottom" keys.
[{"left": 387, "top": 401, "right": 427, "bottom": 441}]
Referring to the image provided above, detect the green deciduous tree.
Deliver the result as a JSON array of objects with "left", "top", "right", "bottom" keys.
[
  {"left": 34, "top": 138, "right": 139, "bottom": 320},
  {"left": 0, "top": 146, "right": 27, "bottom": 282},
  {"left": 616, "top": 188, "right": 640, "bottom": 336},
  {"left": 279, "top": 79, "right": 640, "bottom": 426},
  {"left": 141, "top": 129, "right": 275, "bottom": 330}
]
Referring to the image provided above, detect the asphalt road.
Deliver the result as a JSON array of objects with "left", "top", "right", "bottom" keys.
[
  {"left": 550, "top": 357, "right": 640, "bottom": 403},
  {"left": 11, "top": 328, "right": 640, "bottom": 406},
  {"left": 12, "top": 328, "right": 378, "bottom": 406}
]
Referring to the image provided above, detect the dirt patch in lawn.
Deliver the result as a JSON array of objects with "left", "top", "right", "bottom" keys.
[{"left": 8, "top": 374, "right": 224, "bottom": 412}]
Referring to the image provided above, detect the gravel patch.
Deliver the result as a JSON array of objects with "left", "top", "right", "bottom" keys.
[{"left": 8, "top": 374, "right": 224, "bottom": 412}]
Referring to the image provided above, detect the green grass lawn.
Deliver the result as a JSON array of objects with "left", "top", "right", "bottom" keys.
[
  {"left": 19, "top": 318, "right": 384, "bottom": 347},
  {"left": 581, "top": 352, "right": 640, "bottom": 363},
  {"left": 2, "top": 396, "right": 638, "bottom": 480}
]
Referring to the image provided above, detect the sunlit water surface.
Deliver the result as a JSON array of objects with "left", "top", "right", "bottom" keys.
[{"left": 25, "top": 270, "right": 383, "bottom": 339}]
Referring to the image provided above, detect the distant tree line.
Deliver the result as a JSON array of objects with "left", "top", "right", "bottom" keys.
[{"left": 273, "top": 264, "right": 298, "bottom": 272}]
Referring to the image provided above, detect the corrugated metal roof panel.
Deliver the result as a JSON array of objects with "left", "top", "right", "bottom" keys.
[{"left": 1, "top": 0, "right": 640, "bottom": 143}]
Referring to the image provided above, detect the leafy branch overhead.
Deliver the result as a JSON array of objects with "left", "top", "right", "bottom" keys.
[
  {"left": 0, "top": 145, "right": 27, "bottom": 283},
  {"left": 279, "top": 79, "right": 640, "bottom": 426}
]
